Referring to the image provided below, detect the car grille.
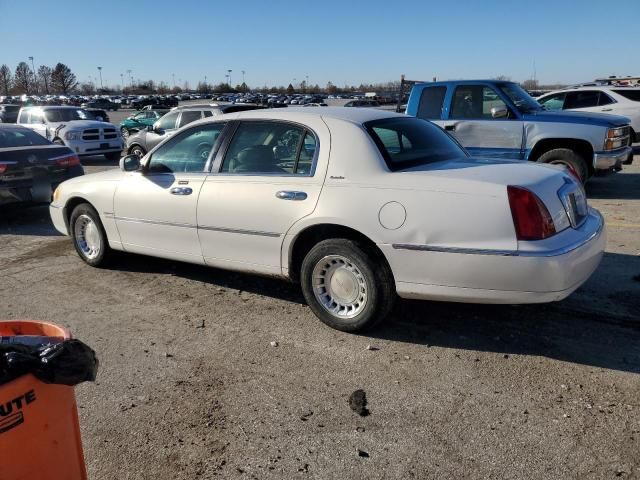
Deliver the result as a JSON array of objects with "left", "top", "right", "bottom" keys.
[{"left": 82, "top": 128, "right": 117, "bottom": 141}]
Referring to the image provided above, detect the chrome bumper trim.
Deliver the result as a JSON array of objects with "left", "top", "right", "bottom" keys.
[
  {"left": 392, "top": 210, "right": 604, "bottom": 258},
  {"left": 112, "top": 215, "right": 280, "bottom": 237},
  {"left": 593, "top": 146, "right": 632, "bottom": 170}
]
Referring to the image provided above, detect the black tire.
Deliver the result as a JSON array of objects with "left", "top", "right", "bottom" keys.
[
  {"left": 69, "top": 203, "right": 112, "bottom": 267},
  {"left": 300, "top": 239, "right": 395, "bottom": 332},
  {"left": 53, "top": 138, "right": 65, "bottom": 145},
  {"left": 623, "top": 152, "right": 634, "bottom": 165},
  {"left": 105, "top": 151, "right": 121, "bottom": 161},
  {"left": 536, "top": 148, "right": 588, "bottom": 183},
  {"left": 129, "top": 144, "right": 146, "bottom": 158}
]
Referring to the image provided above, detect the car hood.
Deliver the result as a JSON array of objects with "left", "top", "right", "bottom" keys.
[
  {"left": 48, "top": 120, "right": 117, "bottom": 130},
  {"left": 61, "top": 167, "right": 125, "bottom": 187},
  {"left": 522, "top": 110, "right": 630, "bottom": 127}
]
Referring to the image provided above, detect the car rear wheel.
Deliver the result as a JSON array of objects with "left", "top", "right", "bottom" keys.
[
  {"left": 300, "top": 239, "right": 395, "bottom": 332},
  {"left": 70, "top": 203, "right": 111, "bottom": 267},
  {"left": 536, "top": 148, "right": 588, "bottom": 183}
]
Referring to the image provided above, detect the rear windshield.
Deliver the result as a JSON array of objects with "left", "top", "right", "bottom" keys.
[
  {"left": 613, "top": 89, "right": 640, "bottom": 102},
  {"left": 1, "top": 105, "right": 20, "bottom": 112},
  {"left": 365, "top": 117, "right": 467, "bottom": 171},
  {"left": 0, "top": 128, "right": 51, "bottom": 147}
]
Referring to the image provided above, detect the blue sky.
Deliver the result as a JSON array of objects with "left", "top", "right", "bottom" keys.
[{"left": 1, "top": 0, "right": 637, "bottom": 89}]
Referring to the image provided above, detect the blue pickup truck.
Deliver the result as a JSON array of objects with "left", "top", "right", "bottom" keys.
[{"left": 405, "top": 80, "right": 633, "bottom": 181}]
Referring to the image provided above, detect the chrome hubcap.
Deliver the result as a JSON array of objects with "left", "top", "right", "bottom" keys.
[
  {"left": 312, "top": 255, "right": 368, "bottom": 319},
  {"left": 74, "top": 214, "right": 101, "bottom": 260},
  {"left": 121, "top": 128, "right": 129, "bottom": 138}
]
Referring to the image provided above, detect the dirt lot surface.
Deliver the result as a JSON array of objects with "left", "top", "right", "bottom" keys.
[{"left": 1, "top": 153, "right": 639, "bottom": 479}]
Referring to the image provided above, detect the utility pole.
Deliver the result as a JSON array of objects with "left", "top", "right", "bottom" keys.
[
  {"left": 28, "top": 56, "right": 36, "bottom": 94},
  {"left": 97, "top": 66, "right": 103, "bottom": 91},
  {"left": 227, "top": 69, "right": 232, "bottom": 88}
]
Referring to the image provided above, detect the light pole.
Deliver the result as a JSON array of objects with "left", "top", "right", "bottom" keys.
[
  {"left": 225, "top": 74, "right": 230, "bottom": 90},
  {"left": 97, "top": 66, "right": 103, "bottom": 92},
  {"left": 241, "top": 70, "right": 245, "bottom": 85},
  {"left": 204, "top": 75, "right": 207, "bottom": 92},
  {"left": 172, "top": 73, "right": 175, "bottom": 89},
  {"left": 120, "top": 73, "right": 124, "bottom": 92},
  {"left": 227, "top": 69, "right": 232, "bottom": 88},
  {"left": 28, "top": 56, "right": 36, "bottom": 94}
]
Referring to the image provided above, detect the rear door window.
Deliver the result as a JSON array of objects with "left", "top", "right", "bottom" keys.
[
  {"left": 539, "top": 93, "right": 566, "bottom": 111},
  {"left": 450, "top": 85, "right": 507, "bottom": 119},
  {"left": 564, "top": 91, "right": 599, "bottom": 109},
  {"left": 178, "top": 110, "right": 203, "bottom": 128},
  {"left": 155, "top": 111, "right": 179, "bottom": 130},
  {"left": 612, "top": 90, "right": 640, "bottom": 102},
  {"left": 416, "top": 86, "right": 446, "bottom": 119}
]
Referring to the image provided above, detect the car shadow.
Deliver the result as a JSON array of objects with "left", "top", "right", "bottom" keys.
[
  {"left": 0, "top": 204, "right": 61, "bottom": 237},
  {"left": 80, "top": 155, "right": 122, "bottom": 167},
  {"left": 587, "top": 173, "right": 640, "bottom": 200},
  {"left": 369, "top": 251, "right": 640, "bottom": 375}
]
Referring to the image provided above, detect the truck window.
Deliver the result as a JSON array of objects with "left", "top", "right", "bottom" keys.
[
  {"left": 564, "top": 91, "right": 599, "bottom": 109},
  {"left": 450, "top": 85, "right": 507, "bottom": 119},
  {"left": 612, "top": 90, "right": 640, "bottom": 102},
  {"left": 597, "top": 92, "right": 614, "bottom": 106},
  {"left": 416, "top": 86, "right": 446, "bottom": 120}
]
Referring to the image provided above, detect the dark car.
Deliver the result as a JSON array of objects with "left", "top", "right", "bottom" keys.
[
  {"left": 81, "top": 98, "right": 119, "bottom": 111},
  {"left": 131, "top": 96, "right": 178, "bottom": 110},
  {"left": 83, "top": 108, "right": 110, "bottom": 122},
  {"left": 0, "top": 104, "right": 21, "bottom": 123},
  {"left": 0, "top": 124, "right": 84, "bottom": 206},
  {"left": 344, "top": 100, "right": 380, "bottom": 108}
]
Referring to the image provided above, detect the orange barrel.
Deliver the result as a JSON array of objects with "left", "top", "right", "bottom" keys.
[{"left": 0, "top": 320, "right": 88, "bottom": 480}]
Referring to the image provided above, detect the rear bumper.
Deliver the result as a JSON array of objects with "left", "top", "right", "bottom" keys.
[
  {"left": 383, "top": 209, "right": 606, "bottom": 304},
  {"left": 0, "top": 166, "right": 84, "bottom": 206},
  {"left": 593, "top": 146, "right": 632, "bottom": 171}
]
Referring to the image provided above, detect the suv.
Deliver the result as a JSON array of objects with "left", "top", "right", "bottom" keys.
[
  {"left": 126, "top": 104, "right": 265, "bottom": 157},
  {"left": 406, "top": 80, "right": 633, "bottom": 181},
  {"left": 17, "top": 106, "right": 123, "bottom": 161},
  {"left": 537, "top": 86, "right": 640, "bottom": 153},
  {"left": 0, "top": 104, "right": 21, "bottom": 123},
  {"left": 81, "top": 98, "right": 119, "bottom": 111}
]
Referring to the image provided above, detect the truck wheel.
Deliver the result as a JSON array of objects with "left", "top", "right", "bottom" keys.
[
  {"left": 300, "top": 239, "right": 395, "bottom": 332},
  {"left": 536, "top": 148, "right": 588, "bottom": 183}
]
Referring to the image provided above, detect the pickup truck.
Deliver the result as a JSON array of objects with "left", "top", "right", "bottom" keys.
[{"left": 405, "top": 80, "right": 633, "bottom": 181}]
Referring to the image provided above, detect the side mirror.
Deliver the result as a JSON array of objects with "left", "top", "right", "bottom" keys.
[
  {"left": 120, "top": 154, "right": 141, "bottom": 172},
  {"left": 491, "top": 106, "right": 509, "bottom": 119}
]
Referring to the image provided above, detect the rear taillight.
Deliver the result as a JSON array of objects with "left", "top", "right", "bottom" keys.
[
  {"left": 0, "top": 163, "right": 8, "bottom": 174},
  {"left": 507, "top": 186, "right": 556, "bottom": 241},
  {"left": 53, "top": 153, "right": 81, "bottom": 168}
]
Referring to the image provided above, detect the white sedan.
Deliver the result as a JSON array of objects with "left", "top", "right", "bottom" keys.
[{"left": 50, "top": 108, "right": 606, "bottom": 332}]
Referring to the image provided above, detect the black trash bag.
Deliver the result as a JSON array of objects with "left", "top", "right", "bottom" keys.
[{"left": 0, "top": 339, "right": 98, "bottom": 387}]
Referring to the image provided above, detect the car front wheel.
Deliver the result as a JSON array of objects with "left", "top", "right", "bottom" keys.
[
  {"left": 129, "top": 145, "right": 146, "bottom": 158},
  {"left": 70, "top": 203, "right": 111, "bottom": 267},
  {"left": 300, "top": 239, "right": 395, "bottom": 332},
  {"left": 536, "top": 148, "right": 588, "bottom": 183}
]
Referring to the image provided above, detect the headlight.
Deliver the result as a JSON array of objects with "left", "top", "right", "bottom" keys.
[
  {"left": 604, "top": 127, "right": 630, "bottom": 150},
  {"left": 64, "top": 131, "right": 80, "bottom": 141}
]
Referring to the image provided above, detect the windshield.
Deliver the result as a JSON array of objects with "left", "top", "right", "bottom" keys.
[
  {"left": 499, "top": 83, "right": 542, "bottom": 113},
  {"left": 365, "top": 117, "right": 467, "bottom": 171},
  {"left": 44, "top": 109, "right": 91, "bottom": 122}
]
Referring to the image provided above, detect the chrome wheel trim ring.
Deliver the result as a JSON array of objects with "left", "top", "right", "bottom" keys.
[
  {"left": 74, "top": 214, "right": 102, "bottom": 260},
  {"left": 121, "top": 127, "right": 129, "bottom": 138},
  {"left": 131, "top": 146, "right": 144, "bottom": 157},
  {"left": 312, "top": 255, "right": 368, "bottom": 320}
]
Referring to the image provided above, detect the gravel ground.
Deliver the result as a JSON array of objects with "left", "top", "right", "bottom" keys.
[{"left": 1, "top": 140, "right": 638, "bottom": 478}]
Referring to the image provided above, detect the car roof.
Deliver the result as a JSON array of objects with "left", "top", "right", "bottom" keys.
[
  {"left": 233, "top": 106, "right": 401, "bottom": 125},
  {"left": 0, "top": 123, "right": 33, "bottom": 131},
  {"left": 21, "top": 105, "right": 81, "bottom": 110},
  {"left": 540, "top": 85, "right": 640, "bottom": 96},
  {"left": 415, "top": 79, "right": 516, "bottom": 87}
]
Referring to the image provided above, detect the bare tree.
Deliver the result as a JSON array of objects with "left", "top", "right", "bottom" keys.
[
  {"left": 14, "top": 62, "right": 32, "bottom": 94},
  {"left": 493, "top": 75, "right": 512, "bottom": 81},
  {"left": 37, "top": 65, "right": 53, "bottom": 95},
  {"left": 51, "top": 63, "right": 77, "bottom": 94},
  {"left": 0, "top": 64, "right": 12, "bottom": 96},
  {"left": 521, "top": 79, "right": 539, "bottom": 90}
]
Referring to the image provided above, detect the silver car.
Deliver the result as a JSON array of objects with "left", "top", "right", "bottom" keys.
[{"left": 125, "top": 104, "right": 266, "bottom": 157}]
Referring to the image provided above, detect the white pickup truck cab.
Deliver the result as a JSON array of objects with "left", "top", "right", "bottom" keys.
[{"left": 18, "top": 106, "right": 123, "bottom": 161}]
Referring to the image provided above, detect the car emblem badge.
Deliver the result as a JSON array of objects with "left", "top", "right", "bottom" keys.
[{"left": 27, "top": 154, "right": 38, "bottom": 164}]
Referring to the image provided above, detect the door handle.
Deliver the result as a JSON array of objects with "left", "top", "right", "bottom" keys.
[
  {"left": 170, "top": 187, "right": 193, "bottom": 195},
  {"left": 444, "top": 124, "right": 456, "bottom": 131},
  {"left": 276, "top": 191, "right": 307, "bottom": 201},
  {"left": 601, "top": 108, "right": 612, "bottom": 112}
]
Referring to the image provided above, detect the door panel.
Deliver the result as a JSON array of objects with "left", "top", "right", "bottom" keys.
[{"left": 197, "top": 119, "right": 329, "bottom": 275}]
